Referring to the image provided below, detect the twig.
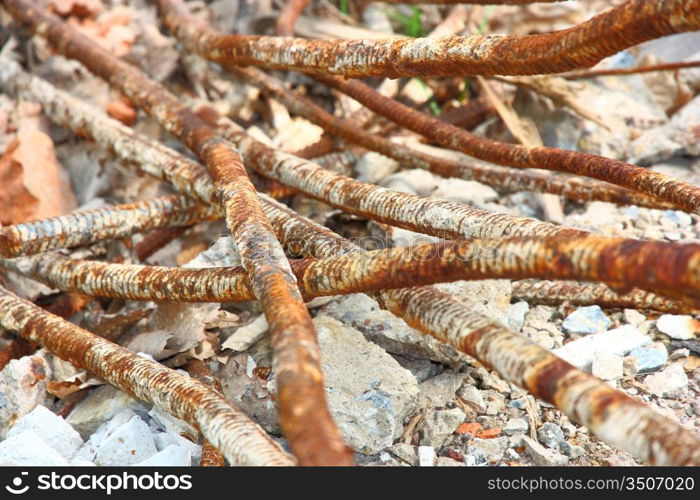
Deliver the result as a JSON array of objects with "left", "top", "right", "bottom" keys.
[{"left": 564, "top": 60, "right": 700, "bottom": 80}]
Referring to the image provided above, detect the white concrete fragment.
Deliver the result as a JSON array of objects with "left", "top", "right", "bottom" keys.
[
  {"left": 0, "top": 431, "right": 69, "bottom": 466},
  {"left": 656, "top": 315, "right": 698, "bottom": 340},
  {"left": 94, "top": 415, "right": 158, "bottom": 466},
  {"left": 313, "top": 316, "right": 419, "bottom": 455},
  {"left": 0, "top": 351, "right": 52, "bottom": 438},
  {"left": 8, "top": 405, "right": 83, "bottom": 459},
  {"left": 552, "top": 325, "right": 650, "bottom": 368},
  {"left": 644, "top": 362, "right": 689, "bottom": 397},
  {"left": 418, "top": 446, "right": 437, "bottom": 466},
  {"left": 134, "top": 445, "right": 191, "bottom": 466}
]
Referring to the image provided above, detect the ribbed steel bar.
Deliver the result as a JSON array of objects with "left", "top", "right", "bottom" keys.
[
  {"left": 157, "top": 0, "right": 700, "bottom": 78},
  {"left": 513, "top": 280, "right": 699, "bottom": 315},
  {"left": 9, "top": 235, "right": 700, "bottom": 308},
  {"left": 2, "top": 0, "right": 351, "bottom": 465},
  {"left": 0, "top": 285, "right": 293, "bottom": 466},
  {"left": 313, "top": 75, "right": 700, "bottom": 214},
  {"left": 259, "top": 198, "right": 700, "bottom": 467},
  {"left": 0, "top": 195, "right": 216, "bottom": 258},
  {"left": 233, "top": 66, "right": 676, "bottom": 210}
]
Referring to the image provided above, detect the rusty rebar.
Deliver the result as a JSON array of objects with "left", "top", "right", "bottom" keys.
[
  {"left": 259, "top": 197, "right": 700, "bottom": 466},
  {"left": 0, "top": 284, "right": 293, "bottom": 466},
  {"left": 0, "top": 195, "right": 216, "bottom": 258},
  {"left": 564, "top": 60, "right": 700, "bottom": 80},
  {"left": 185, "top": 360, "right": 227, "bottom": 467},
  {"left": 10, "top": 233, "right": 700, "bottom": 308},
  {"left": 313, "top": 75, "right": 700, "bottom": 214},
  {"left": 276, "top": 0, "right": 312, "bottom": 36},
  {"left": 234, "top": 65, "right": 678, "bottom": 210},
  {"left": 157, "top": 0, "right": 700, "bottom": 78},
  {"left": 3, "top": 0, "right": 353, "bottom": 465},
  {"left": 513, "top": 280, "right": 699, "bottom": 315},
  {"left": 0, "top": 48, "right": 574, "bottom": 243}
]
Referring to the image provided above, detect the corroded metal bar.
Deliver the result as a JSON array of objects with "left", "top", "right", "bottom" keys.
[
  {"left": 564, "top": 60, "right": 700, "bottom": 80},
  {"left": 0, "top": 52, "right": 574, "bottom": 243},
  {"left": 0, "top": 195, "right": 216, "bottom": 258},
  {"left": 381, "top": 0, "right": 562, "bottom": 3},
  {"left": 276, "top": 0, "right": 311, "bottom": 36},
  {"left": 259, "top": 198, "right": 700, "bottom": 466},
  {"left": 201, "top": 106, "right": 579, "bottom": 239},
  {"left": 513, "top": 280, "right": 699, "bottom": 315},
  {"left": 3, "top": 0, "right": 352, "bottom": 465},
  {"left": 10, "top": 235, "right": 700, "bottom": 307},
  {"left": 157, "top": 0, "right": 700, "bottom": 78},
  {"left": 234, "top": 66, "right": 676, "bottom": 210},
  {"left": 0, "top": 285, "right": 293, "bottom": 466},
  {"left": 314, "top": 75, "right": 700, "bottom": 214},
  {"left": 185, "top": 360, "right": 227, "bottom": 467}
]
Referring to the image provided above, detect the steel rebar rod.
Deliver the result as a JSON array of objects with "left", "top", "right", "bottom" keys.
[
  {"left": 2, "top": 0, "right": 351, "bottom": 465},
  {"left": 0, "top": 284, "right": 294, "bottom": 466},
  {"left": 158, "top": 0, "right": 700, "bottom": 78}
]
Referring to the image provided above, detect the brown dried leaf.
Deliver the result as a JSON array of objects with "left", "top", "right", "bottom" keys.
[{"left": 0, "top": 115, "right": 77, "bottom": 225}]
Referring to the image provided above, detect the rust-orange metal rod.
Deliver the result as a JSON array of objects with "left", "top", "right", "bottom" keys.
[
  {"left": 234, "top": 66, "right": 677, "bottom": 210},
  {"left": 2, "top": 0, "right": 351, "bottom": 466},
  {"left": 10, "top": 235, "right": 700, "bottom": 307},
  {"left": 313, "top": 74, "right": 700, "bottom": 214},
  {"left": 564, "top": 60, "right": 700, "bottom": 80},
  {"left": 0, "top": 195, "right": 216, "bottom": 258},
  {"left": 0, "top": 284, "right": 293, "bottom": 466},
  {"left": 512, "top": 279, "right": 699, "bottom": 315},
  {"left": 0, "top": 57, "right": 572, "bottom": 247},
  {"left": 157, "top": 0, "right": 700, "bottom": 78},
  {"left": 260, "top": 198, "right": 700, "bottom": 466},
  {"left": 185, "top": 360, "right": 227, "bottom": 467}
]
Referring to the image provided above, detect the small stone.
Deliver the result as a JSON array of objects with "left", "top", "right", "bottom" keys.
[
  {"left": 478, "top": 369, "right": 511, "bottom": 395},
  {"left": 432, "top": 178, "right": 498, "bottom": 205},
  {"left": 422, "top": 408, "right": 466, "bottom": 447},
  {"left": 483, "top": 390, "right": 506, "bottom": 416},
  {"left": 591, "top": 351, "right": 624, "bottom": 380},
  {"left": 562, "top": 306, "right": 611, "bottom": 334},
  {"left": 148, "top": 406, "right": 198, "bottom": 441},
  {"left": 456, "top": 384, "right": 487, "bottom": 414},
  {"left": 0, "top": 431, "right": 69, "bottom": 466},
  {"left": 628, "top": 343, "right": 668, "bottom": 373},
  {"left": 623, "top": 309, "right": 646, "bottom": 327},
  {"left": 134, "top": 445, "right": 191, "bottom": 466},
  {"left": 314, "top": 316, "right": 419, "bottom": 455},
  {"left": 392, "top": 355, "right": 442, "bottom": 382},
  {"left": 561, "top": 442, "right": 585, "bottom": 459},
  {"left": 644, "top": 362, "right": 688, "bottom": 397},
  {"left": 0, "top": 351, "right": 52, "bottom": 438},
  {"left": 517, "top": 436, "right": 569, "bottom": 466},
  {"left": 537, "top": 423, "right": 566, "bottom": 451},
  {"left": 656, "top": 315, "right": 698, "bottom": 340},
  {"left": 436, "top": 456, "right": 466, "bottom": 467},
  {"left": 381, "top": 169, "right": 439, "bottom": 196},
  {"left": 456, "top": 422, "right": 483, "bottom": 436},
  {"left": 506, "top": 301, "right": 529, "bottom": 332},
  {"left": 418, "top": 446, "right": 437, "bottom": 466},
  {"left": 503, "top": 418, "right": 529, "bottom": 436},
  {"left": 67, "top": 384, "right": 149, "bottom": 437},
  {"left": 7, "top": 406, "right": 83, "bottom": 460},
  {"left": 319, "top": 293, "right": 465, "bottom": 364},
  {"left": 467, "top": 437, "right": 509, "bottom": 464},
  {"left": 355, "top": 152, "right": 398, "bottom": 183},
  {"left": 552, "top": 325, "right": 650, "bottom": 368},
  {"left": 417, "top": 371, "right": 467, "bottom": 409},
  {"left": 94, "top": 415, "right": 158, "bottom": 466},
  {"left": 389, "top": 443, "right": 418, "bottom": 466}
]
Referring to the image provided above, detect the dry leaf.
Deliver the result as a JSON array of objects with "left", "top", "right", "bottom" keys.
[
  {"left": 0, "top": 107, "right": 77, "bottom": 225},
  {"left": 68, "top": 6, "right": 135, "bottom": 57}
]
